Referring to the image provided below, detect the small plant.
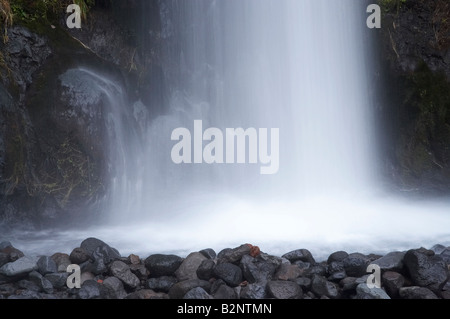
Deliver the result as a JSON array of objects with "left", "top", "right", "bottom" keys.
[
  {"left": 379, "top": 0, "right": 407, "bottom": 13},
  {"left": 8, "top": 0, "right": 94, "bottom": 26},
  {"left": 73, "top": 0, "right": 94, "bottom": 21},
  {"left": 0, "top": 0, "right": 13, "bottom": 43},
  {"left": 432, "top": 0, "right": 450, "bottom": 50}
]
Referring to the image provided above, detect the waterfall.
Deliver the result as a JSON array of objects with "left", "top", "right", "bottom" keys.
[
  {"left": 122, "top": 0, "right": 377, "bottom": 212},
  {"left": 94, "top": 0, "right": 450, "bottom": 257}
]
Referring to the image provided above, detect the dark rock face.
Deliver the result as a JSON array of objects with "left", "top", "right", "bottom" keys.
[
  {"left": 0, "top": 2, "right": 165, "bottom": 227},
  {"left": 377, "top": 0, "right": 450, "bottom": 192},
  {"left": 2, "top": 26, "right": 52, "bottom": 92}
]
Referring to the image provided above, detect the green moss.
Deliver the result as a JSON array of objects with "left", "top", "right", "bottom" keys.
[
  {"left": 379, "top": 0, "right": 407, "bottom": 13},
  {"left": 10, "top": 0, "right": 94, "bottom": 26}
]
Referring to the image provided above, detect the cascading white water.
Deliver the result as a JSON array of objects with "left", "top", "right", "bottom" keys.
[
  {"left": 135, "top": 0, "right": 375, "bottom": 200},
  {"left": 122, "top": 0, "right": 377, "bottom": 212},
  {"left": 95, "top": 0, "right": 449, "bottom": 258}
]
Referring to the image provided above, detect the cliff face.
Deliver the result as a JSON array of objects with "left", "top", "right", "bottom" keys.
[
  {"left": 0, "top": 1, "right": 165, "bottom": 227},
  {"left": 376, "top": 0, "right": 450, "bottom": 194}
]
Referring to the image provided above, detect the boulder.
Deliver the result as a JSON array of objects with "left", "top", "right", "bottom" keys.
[
  {"left": 175, "top": 252, "right": 207, "bottom": 281},
  {"left": 0, "top": 256, "right": 38, "bottom": 277},
  {"left": 147, "top": 276, "right": 177, "bottom": 293},
  {"left": 44, "top": 272, "right": 69, "bottom": 289},
  {"left": 37, "top": 256, "right": 57, "bottom": 275},
  {"left": 327, "top": 251, "right": 349, "bottom": 264},
  {"left": 196, "top": 259, "right": 215, "bottom": 281},
  {"left": 327, "top": 261, "right": 346, "bottom": 281},
  {"left": 183, "top": 287, "right": 213, "bottom": 299},
  {"left": 18, "top": 279, "right": 40, "bottom": 292},
  {"left": 126, "top": 289, "right": 168, "bottom": 299},
  {"left": 343, "top": 253, "right": 370, "bottom": 277},
  {"left": 145, "top": 254, "right": 183, "bottom": 277},
  {"left": 128, "top": 254, "right": 140, "bottom": 265},
  {"left": 0, "top": 253, "right": 9, "bottom": 268},
  {"left": 282, "top": 249, "right": 315, "bottom": 264},
  {"left": 51, "top": 253, "right": 71, "bottom": 273},
  {"left": 0, "top": 244, "right": 24, "bottom": 263},
  {"left": 294, "top": 277, "right": 312, "bottom": 291},
  {"left": 80, "top": 272, "right": 95, "bottom": 285},
  {"left": 199, "top": 248, "right": 216, "bottom": 260},
  {"left": 382, "top": 271, "right": 405, "bottom": 298},
  {"left": 399, "top": 286, "right": 439, "bottom": 299},
  {"left": 103, "top": 276, "right": 128, "bottom": 299},
  {"left": 273, "top": 263, "right": 302, "bottom": 281},
  {"left": 240, "top": 283, "right": 267, "bottom": 299},
  {"left": 431, "top": 244, "right": 447, "bottom": 255},
  {"left": 355, "top": 283, "right": 391, "bottom": 299},
  {"left": 109, "top": 260, "right": 140, "bottom": 289},
  {"left": 372, "top": 251, "right": 405, "bottom": 271},
  {"left": 211, "top": 280, "right": 238, "bottom": 299},
  {"left": 217, "top": 245, "right": 251, "bottom": 264},
  {"left": 311, "top": 275, "right": 340, "bottom": 299},
  {"left": 168, "top": 279, "right": 211, "bottom": 299},
  {"left": 303, "top": 264, "right": 327, "bottom": 278},
  {"left": 80, "top": 239, "right": 121, "bottom": 275},
  {"left": 29, "top": 270, "right": 54, "bottom": 294},
  {"left": 404, "top": 249, "right": 448, "bottom": 292},
  {"left": 80, "top": 238, "right": 121, "bottom": 262},
  {"left": 213, "top": 262, "right": 243, "bottom": 287},
  {"left": 267, "top": 280, "right": 303, "bottom": 299},
  {"left": 440, "top": 248, "right": 450, "bottom": 264},
  {"left": 77, "top": 280, "right": 113, "bottom": 299},
  {"left": 239, "top": 254, "right": 282, "bottom": 284},
  {"left": 69, "top": 248, "right": 91, "bottom": 265},
  {"left": 129, "top": 264, "right": 149, "bottom": 280}
]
